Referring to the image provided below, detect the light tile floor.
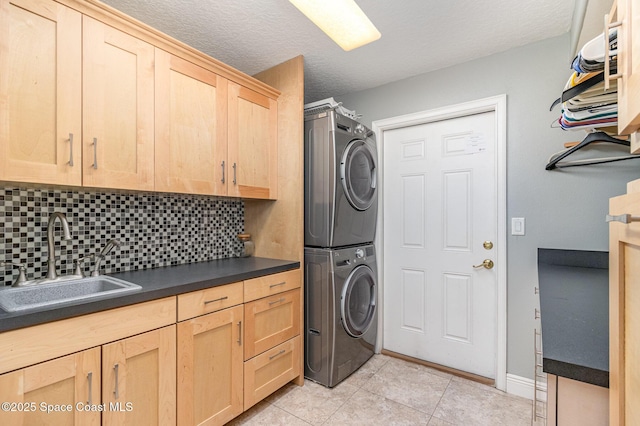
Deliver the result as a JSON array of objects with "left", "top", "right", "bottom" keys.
[{"left": 229, "top": 354, "right": 532, "bottom": 425}]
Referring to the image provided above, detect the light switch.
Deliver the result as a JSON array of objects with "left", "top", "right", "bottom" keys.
[{"left": 512, "top": 217, "right": 525, "bottom": 236}]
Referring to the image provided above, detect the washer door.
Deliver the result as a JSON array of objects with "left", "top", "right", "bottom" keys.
[
  {"left": 340, "top": 139, "right": 377, "bottom": 211},
  {"left": 341, "top": 265, "right": 377, "bottom": 337}
]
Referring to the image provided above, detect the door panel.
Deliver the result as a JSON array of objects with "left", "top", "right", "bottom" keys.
[
  {"left": 82, "top": 16, "right": 155, "bottom": 190},
  {"left": 0, "top": 0, "right": 82, "bottom": 185},
  {"left": 155, "top": 48, "right": 228, "bottom": 195},
  {"left": 0, "top": 348, "right": 101, "bottom": 426},
  {"left": 383, "top": 111, "right": 497, "bottom": 378},
  {"left": 102, "top": 325, "right": 176, "bottom": 426}
]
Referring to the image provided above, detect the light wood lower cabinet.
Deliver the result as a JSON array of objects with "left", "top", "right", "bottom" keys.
[
  {"left": 102, "top": 325, "right": 176, "bottom": 426},
  {"left": 244, "top": 335, "right": 301, "bottom": 411},
  {"left": 0, "top": 270, "right": 302, "bottom": 426},
  {"left": 0, "top": 347, "right": 101, "bottom": 426},
  {"left": 177, "top": 304, "right": 244, "bottom": 426},
  {"left": 547, "top": 374, "right": 609, "bottom": 426},
  {"left": 244, "top": 288, "right": 300, "bottom": 360}
]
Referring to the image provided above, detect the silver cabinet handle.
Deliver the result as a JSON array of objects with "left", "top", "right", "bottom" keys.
[
  {"left": 87, "top": 372, "right": 92, "bottom": 405},
  {"left": 269, "top": 349, "right": 286, "bottom": 361},
  {"left": 269, "top": 281, "right": 286, "bottom": 288},
  {"left": 221, "top": 161, "right": 225, "bottom": 183},
  {"left": 237, "top": 321, "right": 242, "bottom": 346},
  {"left": 269, "top": 297, "right": 285, "bottom": 306},
  {"left": 92, "top": 138, "right": 98, "bottom": 169},
  {"left": 233, "top": 162, "right": 237, "bottom": 185},
  {"left": 68, "top": 133, "right": 74, "bottom": 166},
  {"left": 606, "top": 214, "right": 640, "bottom": 224},
  {"left": 113, "top": 363, "right": 119, "bottom": 399},
  {"left": 204, "top": 296, "right": 228, "bottom": 305},
  {"left": 534, "top": 308, "right": 540, "bottom": 319}
]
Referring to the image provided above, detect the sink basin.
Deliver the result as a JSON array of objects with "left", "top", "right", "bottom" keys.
[{"left": 0, "top": 276, "right": 142, "bottom": 312}]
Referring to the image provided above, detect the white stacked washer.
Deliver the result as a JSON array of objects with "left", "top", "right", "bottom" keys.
[{"left": 303, "top": 108, "right": 378, "bottom": 387}]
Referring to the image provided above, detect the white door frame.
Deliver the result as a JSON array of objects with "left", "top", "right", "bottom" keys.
[{"left": 372, "top": 94, "right": 507, "bottom": 391}]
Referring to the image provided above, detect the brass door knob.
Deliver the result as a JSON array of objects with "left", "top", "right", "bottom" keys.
[{"left": 473, "top": 259, "right": 494, "bottom": 269}]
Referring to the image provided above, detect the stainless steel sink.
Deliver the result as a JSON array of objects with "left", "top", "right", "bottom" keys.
[{"left": 0, "top": 276, "right": 142, "bottom": 312}]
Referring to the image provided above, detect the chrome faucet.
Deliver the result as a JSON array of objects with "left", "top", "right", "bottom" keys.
[
  {"left": 45, "top": 212, "right": 72, "bottom": 280},
  {"left": 92, "top": 239, "right": 121, "bottom": 277}
]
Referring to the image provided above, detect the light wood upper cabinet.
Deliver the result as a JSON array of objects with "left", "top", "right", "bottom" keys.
[
  {"left": 615, "top": 0, "right": 640, "bottom": 144},
  {"left": 82, "top": 16, "right": 155, "bottom": 191},
  {"left": 155, "top": 48, "right": 228, "bottom": 196},
  {"left": 228, "top": 82, "right": 278, "bottom": 199},
  {"left": 0, "top": 347, "right": 101, "bottom": 426},
  {"left": 177, "top": 304, "right": 243, "bottom": 426},
  {"left": 102, "top": 325, "right": 176, "bottom": 426},
  {"left": 0, "top": 0, "right": 82, "bottom": 186}
]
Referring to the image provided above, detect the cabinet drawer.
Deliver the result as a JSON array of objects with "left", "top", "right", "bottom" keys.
[
  {"left": 243, "top": 269, "right": 300, "bottom": 303},
  {"left": 243, "top": 336, "right": 301, "bottom": 410},
  {"left": 244, "top": 288, "right": 300, "bottom": 360},
  {"left": 177, "top": 281, "right": 243, "bottom": 321}
]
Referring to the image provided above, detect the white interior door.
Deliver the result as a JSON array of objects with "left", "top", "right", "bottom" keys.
[{"left": 383, "top": 111, "right": 497, "bottom": 379}]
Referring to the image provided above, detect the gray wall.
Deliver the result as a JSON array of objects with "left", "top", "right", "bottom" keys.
[{"left": 335, "top": 33, "right": 639, "bottom": 380}]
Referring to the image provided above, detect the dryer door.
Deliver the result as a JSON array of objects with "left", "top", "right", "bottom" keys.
[
  {"left": 341, "top": 265, "right": 377, "bottom": 337},
  {"left": 340, "top": 139, "right": 377, "bottom": 211}
]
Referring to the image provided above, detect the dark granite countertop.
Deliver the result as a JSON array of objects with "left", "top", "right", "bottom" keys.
[
  {"left": 537, "top": 248, "right": 608, "bottom": 388},
  {"left": 0, "top": 257, "right": 300, "bottom": 333}
]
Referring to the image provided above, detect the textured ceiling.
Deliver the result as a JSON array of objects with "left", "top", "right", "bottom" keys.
[{"left": 100, "top": 0, "right": 576, "bottom": 103}]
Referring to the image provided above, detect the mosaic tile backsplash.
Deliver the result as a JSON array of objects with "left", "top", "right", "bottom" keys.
[{"left": 0, "top": 187, "right": 244, "bottom": 286}]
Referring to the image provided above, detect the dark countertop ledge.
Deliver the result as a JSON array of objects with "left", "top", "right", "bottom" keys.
[
  {"left": 0, "top": 257, "right": 300, "bottom": 333},
  {"left": 538, "top": 248, "right": 609, "bottom": 388}
]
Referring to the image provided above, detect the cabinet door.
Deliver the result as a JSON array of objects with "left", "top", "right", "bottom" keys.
[
  {"left": 0, "top": 347, "right": 100, "bottom": 426},
  {"left": 177, "top": 304, "right": 243, "bottom": 426},
  {"left": 609, "top": 180, "right": 640, "bottom": 426},
  {"left": 0, "top": 0, "right": 81, "bottom": 185},
  {"left": 244, "top": 336, "right": 300, "bottom": 411},
  {"left": 244, "top": 288, "right": 301, "bottom": 360},
  {"left": 228, "top": 82, "right": 278, "bottom": 199},
  {"left": 102, "top": 325, "right": 176, "bottom": 426},
  {"left": 155, "top": 48, "right": 228, "bottom": 195},
  {"left": 617, "top": 0, "right": 640, "bottom": 141},
  {"left": 82, "top": 16, "right": 155, "bottom": 191}
]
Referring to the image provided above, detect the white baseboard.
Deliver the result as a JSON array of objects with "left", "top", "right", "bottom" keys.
[{"left": 506, "top": 373, "right": 547, "bottom": 401}]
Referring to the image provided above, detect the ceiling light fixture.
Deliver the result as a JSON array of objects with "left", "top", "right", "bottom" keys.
[{"left": 289, "top": 0, "right": 381, "bottom": 51}]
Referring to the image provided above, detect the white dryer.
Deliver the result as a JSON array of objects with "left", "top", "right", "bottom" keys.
[
  {"left": 304, "top": 244, "right": 378, "bottom": 387},
  {"left": 304, "top": 110, "right": 377, "bottom": 248}
]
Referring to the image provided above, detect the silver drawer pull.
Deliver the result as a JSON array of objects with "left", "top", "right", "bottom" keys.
[
  {"left": 221, "top": 161, "right": 225, "bottom": 184},
  {"left": 87, "top": 372, "right": 92, "bottom": 405},
  {"left": 92, "top": 138, "right": 98, "bottom": 169},
  {"left": 233, "top": 162, "right": 237, "bottom": 185},
  {"left": 269, "top": 298, "right": 285, "bottom": 306},
  {"left": 269, "top": 349, "right": 286, "bottom": 361},
  {"left": 534, "top": 308, "right": 540, "bottom": 320},
  {"left": 113, "top": 363, "right": 119, "bottom": 399},
  {"left": 204, "top": 296, "right": 228, "bottom": 305},
  {"left": 269, "top": 281, "right": 286, "bottom": 288},
  {"left": 606, "top": 214, "right": 640, "bottom": 224},
  {"left": 237, "top": 321, "right": 242, "bottom": 346},
  {"left": 68, "top": 133, "right": 74, "bottom": 166}
]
